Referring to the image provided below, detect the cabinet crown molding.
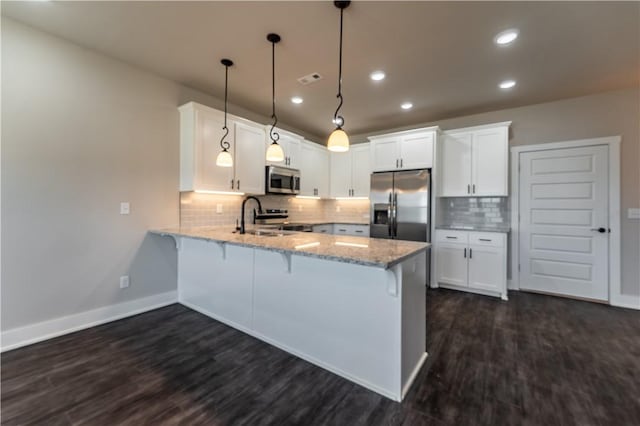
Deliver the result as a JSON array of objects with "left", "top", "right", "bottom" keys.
[
  {"left": 367, "top": 126, "right": 441, "bottom": 141},
  {"left": 442, "top": 121, "right": 512, "bottom": 135}
]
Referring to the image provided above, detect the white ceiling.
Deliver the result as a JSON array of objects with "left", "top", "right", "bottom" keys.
[{"left": 3, "top": 1, "right": 639, "bottom": 141}]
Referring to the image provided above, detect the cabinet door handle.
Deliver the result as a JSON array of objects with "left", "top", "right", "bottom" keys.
[
  {"left": 339, "top": 229, "right": 347, "bottom": 232},
  {"left": 396, "top": 159, "right": 399, "bottom": 168},
  {"left": 469, "top": 248, "right": 473, "bottom": 259},
  {"left": 355, "top": 230, "right": 363, "bottom": 233},
  {"left": 400, "top": 158, "right": 403, "bottom": 168},
  {"left": 231, "top": 179, "right": 234, "bottom": 189},
  {"left": 479, "top": 238, "right": 492, "bottom": 242},
  {"left": 472, "top": 184, "right": 476, "bottom": 194},
  {"left": 464, "top": 248, "right": 467, "bottom": 258},
  {"left": 446, "top": 236, "right": 458, "bottom": 239},
  {"left": 237, "top": 180, "right": 240, "bottom": 190},
  {"left": 467, "top": 184, "right": 470, "bottom": 194}
]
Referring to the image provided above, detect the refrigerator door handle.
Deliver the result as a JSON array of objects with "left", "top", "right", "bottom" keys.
[
  {"left": 387, "top": 193, "right": 393, "bottom": 237},
  {"left": 392, "top": 192, "right": 398, "bottom": 238}
]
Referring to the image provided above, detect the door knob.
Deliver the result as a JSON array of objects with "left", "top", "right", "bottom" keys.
[{"left": 590, "top": 227, "right": 606, "bottom": 233}]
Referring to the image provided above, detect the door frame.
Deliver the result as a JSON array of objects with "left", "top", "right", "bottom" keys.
[{"left": 509, "top": 136, "right": 629, "bottom": 308}]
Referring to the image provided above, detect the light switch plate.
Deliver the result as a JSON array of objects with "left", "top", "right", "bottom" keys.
[
  {"left": 119, "top": 275, "right": 130, "bottom": 289},
  {"left": 120, "top": 202, "right": 130, "bottom": 215},
  {"left": 216, "top": 204, "right": 223, "bottom": 214},
  {"left": 628, "top": 208, "right": 640, "bottom": 219}
]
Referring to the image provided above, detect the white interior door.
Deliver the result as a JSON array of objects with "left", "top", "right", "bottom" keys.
[{"left": 519, "top": 145, "right": 609, "bottom": 301}]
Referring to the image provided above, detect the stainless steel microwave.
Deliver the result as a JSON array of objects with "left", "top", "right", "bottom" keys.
[{"left": 266, "top": 165, "right": 300, "bottom": 195}]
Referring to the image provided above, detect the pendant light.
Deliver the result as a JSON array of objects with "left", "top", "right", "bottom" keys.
[
  {"left": 216, "top": 58, "right": 234, "bottom": 167},
  {"left": 266, "top": 33, "right": 285, "bottom": 163},
  {"left": 328, "top": 1, "right": 351, "bottom": 153}
]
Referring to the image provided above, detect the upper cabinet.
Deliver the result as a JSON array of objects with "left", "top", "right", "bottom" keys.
[
  {"left": 330, "top": 143, "right": 371, "bottom": 198},
  {"left": 299, "top": 141, "right": 329, "bottom": 198},
  {"left": 439, "top": 122, "right": 510, "bottom": 197},
  {"left": 369, "top": 128, "right": 438, "bottom": 172},
  {"left": 264, "top": 128, "right": 302, "bottom": 168},
  {"left": 179, "top": 102, "right": 266, "bottom": 194}
]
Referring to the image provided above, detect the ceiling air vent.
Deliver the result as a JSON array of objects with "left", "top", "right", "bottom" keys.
[{"left": 297, "top": 72, "right": 323, "bottom": 85}]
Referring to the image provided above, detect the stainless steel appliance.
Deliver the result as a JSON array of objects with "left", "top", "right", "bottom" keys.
[
  {"left": 266, "top": 165, "right": 301, "bottom": 195},
  {"left": 370, "top": 169, "right": 431, "bottom": 281}
]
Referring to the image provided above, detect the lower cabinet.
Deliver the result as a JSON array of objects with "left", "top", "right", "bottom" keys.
[
  {"left": 312, "top": 224, "right": 370, "bottom": 236},
  {"left": 434, "top": 230, "right": 507, "bottom": 300},
  {"left": 333, "top": 224, "right": 370, "bottom": 237},
  {"left": 312, "top": 224, "right": 333, "bottom": 234}
]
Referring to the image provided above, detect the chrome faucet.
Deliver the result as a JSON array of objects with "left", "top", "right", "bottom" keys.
[{"left": 239, "top": 196, "right": 263, "bottom": 234}]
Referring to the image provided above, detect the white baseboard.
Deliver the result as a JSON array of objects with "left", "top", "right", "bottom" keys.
[
  {"left": 1, "top": 291, "right": 178, "bottom": 352},
  {"left": 610, "top": 294, "right": 640, "bottom": 310}
]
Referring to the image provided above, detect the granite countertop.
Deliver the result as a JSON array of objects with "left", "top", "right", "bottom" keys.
[
  {"left": 435, "top": 225, "right": 511, "bottom": 233},
  {"left": 150, "top": 226, "right": 428, "bottom": 269}
]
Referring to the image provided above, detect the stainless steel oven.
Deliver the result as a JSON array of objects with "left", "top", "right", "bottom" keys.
[{"left": 266, "top": 165, "right": 301, "bottom": 195}]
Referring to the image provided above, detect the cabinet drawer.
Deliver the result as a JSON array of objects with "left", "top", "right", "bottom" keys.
[
  {"left": 435, "top": 230, "right": 468, "bottom": 244},
  {"left": 312, "top": 225, "right": 333, "bottom": 234},
  {"left": 469, "top": 232, "right": 505, "bottom": 248}
]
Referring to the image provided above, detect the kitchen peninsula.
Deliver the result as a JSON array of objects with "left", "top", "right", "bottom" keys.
[{"left": 152, "top": 226, "right": 429, "bottom": 401}]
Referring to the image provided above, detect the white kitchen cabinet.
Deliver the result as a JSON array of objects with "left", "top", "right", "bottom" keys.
[
  {"left": 333, "top": 224, "right": 370, "bottom": 237},
  {"left": 351, "top": 144, "right": 371, "bottom": 197},
  {"left": 329, "top": 143, "right": 371, "bottom": 198},
  {"left": 233, "top": 121, "right": 267, "bottom": 194},
  {"left": 312, "top": 224, "right": 333, "bottom": 234},
  {"left": 440, "top": 132, "right": 472, "bottom": 197},
  {"left": 179, "top": 102, "right": 266, "bottom": 194},
  {"left": 299, "top": 141, "right": 329, "bottom": 198},
  {"left": 265, "top": 128, "right": 301, "bottom": 168},
  {"left": 435, "top": 243, "right": 468, "bottom": 287},
  {"left": 471, "top": 127, "right": 509, "bottom": 196},
  {"left": 369, "top": 128, "right": 437, "bottom": 172},
  {"left": 439, "top": 122, "right": 510, "bottom": 197},
  {"left": 434, "top": 230, "right": 507, "bottom": 300}
]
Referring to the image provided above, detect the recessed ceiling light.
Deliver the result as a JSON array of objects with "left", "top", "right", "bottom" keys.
[
  {"left": 401, "top": 102, "right": 413, "bottom": 110},
  {"left": 370, "top": 71, "right": 386, "bottom": 81},
  {"left": 499, "top": 80, "right": 516, "bottom": 89},
  {"left": 494, "top": 29, "right": 519, "bottom": 45},
  {"left": 291, "top": 96, "right": 303, "bottom": 104}
]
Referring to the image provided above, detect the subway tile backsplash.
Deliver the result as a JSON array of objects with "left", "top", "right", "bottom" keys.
[
  {"left": 180, "top": 192, "right": 370, "bottom": 228},
  {"left": 437, "top": 197, "right": 510, "bottom": 229}
]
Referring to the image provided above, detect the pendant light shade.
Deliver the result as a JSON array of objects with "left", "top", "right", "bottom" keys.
[
  {"left": 327, "top": 128, "right": 349, "bottom": 152},
  {"left": 266, "top": 33, "right": 285, "bottom": 163},
  {"left": 216, "top": 149, "right": 233, "bottom": 167},
  {"left": 328, "top": 1, "right": 351, "bottom": 152},
  {"left": 216, "top": 58, "right": 234, "bottom": 168},
  {"left": 266, "top": 142, "right": 285, "bottom": 162}
]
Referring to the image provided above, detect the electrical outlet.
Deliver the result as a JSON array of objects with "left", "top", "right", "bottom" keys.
[
  {"left": 628, "top": 208, "right": 640, "bottom": 219},
  {"left": 336, "top": 205, "right": 341, "bottom": 212},
  {"left": 119, "top": 275, "right": 130, "bottom": 289},
  {"left": 120, "top": 202, "right": 130, "bottom": 215},
  {"left": 216, "top": 204, "right": 223, "bottom": 214}
]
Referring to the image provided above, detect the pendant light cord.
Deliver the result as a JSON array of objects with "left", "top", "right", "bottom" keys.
[
  {"left": 269, "top": 39, "right": 280, "bottom": 143},
  {"left": 220, "top": 63, "right": 231, "bottom": 151},
  {"left": 333, "top": 6, "right": 345, "bottom": 128}
]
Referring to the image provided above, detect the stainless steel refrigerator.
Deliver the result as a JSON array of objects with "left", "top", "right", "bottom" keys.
[{"left": 370, "top": 169, "right": 431, "bottom": 282}]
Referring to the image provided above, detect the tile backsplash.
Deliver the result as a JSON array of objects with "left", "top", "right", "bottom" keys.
[
  {"left": 180, "top": 192, "right": 370, "bottom": 228},
  {"left": 437, "top": 197, "right": 510, "bottom": 229}
]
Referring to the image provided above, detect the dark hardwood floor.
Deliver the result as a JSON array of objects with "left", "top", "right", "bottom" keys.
[{"left": 2, "top": 289, "right": 639, "bottom": 425}]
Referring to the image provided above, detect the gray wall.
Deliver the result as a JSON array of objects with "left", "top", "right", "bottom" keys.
[
  {"left": 0, "top": 19, "right": 239, "bottom": 330},
  {"left": 356, "top": 87, "right": 640, "bottom": 297}
]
